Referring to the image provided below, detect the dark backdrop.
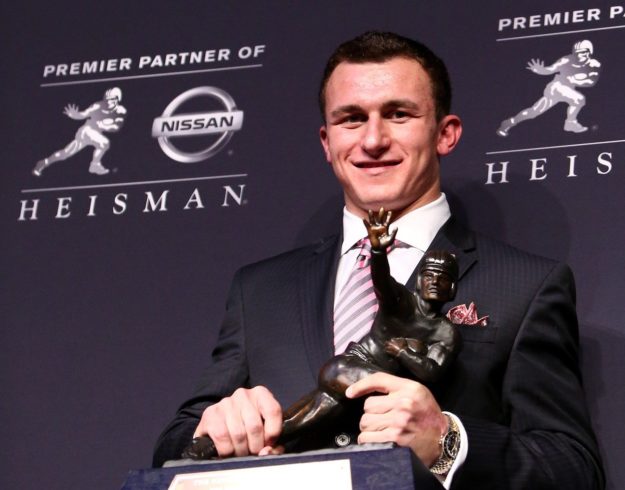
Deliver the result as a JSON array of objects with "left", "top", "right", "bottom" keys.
[{"left": 2, "top": 1, "right": 623, "bottom": 488}]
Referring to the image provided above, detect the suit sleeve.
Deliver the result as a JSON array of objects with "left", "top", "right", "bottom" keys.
[
  {"left": 152, "top": 271, "right": 249, "bottom": 467},
  {"left": 453, "top": 263, "right": 605, "bottom": 490}
]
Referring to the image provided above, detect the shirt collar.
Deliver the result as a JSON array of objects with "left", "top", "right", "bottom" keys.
[{"left": 340, "top": 193, "right": 451, "bottom": 255}]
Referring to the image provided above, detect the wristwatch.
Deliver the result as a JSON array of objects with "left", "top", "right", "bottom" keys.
[{"left": 430, "top": 413, "right": 461, "bottom": 475}]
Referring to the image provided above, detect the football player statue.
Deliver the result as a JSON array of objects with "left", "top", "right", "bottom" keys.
[{"left": 183, "top": 208, "right": 462, "bottom": 459}]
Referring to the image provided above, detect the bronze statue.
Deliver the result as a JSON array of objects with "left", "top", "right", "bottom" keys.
[{"left": 182, "top": 208, "right": 462, "bottom": 459}]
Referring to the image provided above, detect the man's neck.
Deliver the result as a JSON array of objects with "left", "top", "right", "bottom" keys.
[
  {"left": 346, "top": 192, "right": 443, "bottom": 222},
  {"left": 340, "top": 194, "right": 451, "bottom": 255}
]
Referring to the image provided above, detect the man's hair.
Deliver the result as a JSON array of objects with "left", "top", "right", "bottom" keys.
[{"left": 318, "top": 31, "right": 452, "bottom": 121}]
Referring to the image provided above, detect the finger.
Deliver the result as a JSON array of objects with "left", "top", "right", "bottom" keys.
[
  {"left": 368, "top": 209, "right": 374, "bottom": 223},
  {"left": 239, "top": 396, "right": 266, "bottom": 454},
  {"left": 363, "top": 218, "right": 371, "bottom": 231},
  {"left": 223, "top": 399, "right": 251, "bottom": 456},
  {"left": 346, "top": 372, "right": 404, "bottom": 399},
  {"left": 362, "top": 393, "right": 396, "bottom": 414},
  {"left": 258, "top": 445, "right": 285, "bottom": 456},
  {"left": 377, "top": 207, "right": 385, "bottom": 223},
  {"left": 358, "top": 429, "right": 397, "bottom": 445},
  {"left": 193, "top": 407, "right": 213, "bottom": 439},
  {"left": 384, "top": 210, "right": 392, "bottom": 227},
  {"left": 359, "top": 410, "right": 392, "bottom": 432},
  {"left": 200, "top": 403, "right": 236, "bottom": 456},
  {"left": 253, "top": 387, "right": 283, "bottom": 445},
  {"left": 389, "top": 228, "right": 398, "bottom": 242},
  {"left": 235, "top": 386, "right": 282, "bottom": 454}
]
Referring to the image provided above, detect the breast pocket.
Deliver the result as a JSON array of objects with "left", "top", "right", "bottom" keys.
[{"left": 457, "top": 322, "right": 498, "bottom": 343}]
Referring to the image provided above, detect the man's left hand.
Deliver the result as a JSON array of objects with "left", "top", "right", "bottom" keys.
[{"left": 345, "top": 372, "right": 447, "bottom": 467}]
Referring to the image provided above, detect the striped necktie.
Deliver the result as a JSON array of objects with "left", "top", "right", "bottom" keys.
[{"left": 333, "top": 239, "right": 378, "bottom": 354}]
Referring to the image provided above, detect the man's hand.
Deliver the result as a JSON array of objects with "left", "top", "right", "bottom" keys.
[
  {"left": 364, "top": 208, "right": 397, "bottom": 251},
  {"left": 193, "top": 386, "right": 283, "bottom": 457},
  {"left": 345, "top": 372, "right": 446, "bottom": 467}
]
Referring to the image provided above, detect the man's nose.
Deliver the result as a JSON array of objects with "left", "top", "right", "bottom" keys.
[{"left": 361, "top": 116, "right": 390, "bottom": 156}]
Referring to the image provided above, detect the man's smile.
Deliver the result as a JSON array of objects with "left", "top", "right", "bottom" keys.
[{"left": 354, "top": 160, "right": 400, "bottom": 168}]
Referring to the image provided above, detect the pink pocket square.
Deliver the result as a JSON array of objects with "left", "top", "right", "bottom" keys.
[{"left": 447, "top": 302, "right": 489, "bottom": 327}]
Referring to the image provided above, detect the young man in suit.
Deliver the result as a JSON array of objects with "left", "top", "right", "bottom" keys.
[{"left": 154, "top": 31, "right": 604, "bottom": 489}]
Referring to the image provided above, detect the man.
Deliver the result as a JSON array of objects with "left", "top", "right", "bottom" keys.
[
  {"left": 154, "top": 32, "right": 604, "bottom": 489},
  {"left": 497, "top": 40, "right": 600, "bottom": 136},
  {"left": 33, "top": 87, "right": 126, "bottom": 176}
]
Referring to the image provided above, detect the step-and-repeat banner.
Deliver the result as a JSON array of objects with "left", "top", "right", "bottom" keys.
[{"left": 2, "top": 1, "right": 623, "bottom": 488}]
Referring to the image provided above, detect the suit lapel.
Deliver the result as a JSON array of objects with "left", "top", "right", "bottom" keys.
[
  {"left": 406, "top": 216, "right": 477, "bottom": 287},
  {"left": 298, "top": 235, "right": 341, "bottom": 379}
]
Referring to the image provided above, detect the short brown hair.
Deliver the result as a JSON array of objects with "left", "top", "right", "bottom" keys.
[{"left": 319, "top": 31, "right": 452, "bottom": 121}]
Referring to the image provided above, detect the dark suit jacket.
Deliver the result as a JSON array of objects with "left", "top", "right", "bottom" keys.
[{"left": 153, "top": 217, "right": 604, "bottom": 489}]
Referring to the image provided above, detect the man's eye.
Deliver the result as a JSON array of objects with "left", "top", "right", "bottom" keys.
[
  {"left": 342, "top": 114, "right": 366, "bottom": 124},
  {"left": 389, "top": 110, "right": 409, "bottom": 119}
]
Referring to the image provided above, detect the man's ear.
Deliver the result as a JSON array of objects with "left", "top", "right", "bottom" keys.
[
  {"left": 319, "top": 125, "right": 332, "bottom": 163},
  {"left": 436, "top": 114, "right": 462, "bottom": 156}
]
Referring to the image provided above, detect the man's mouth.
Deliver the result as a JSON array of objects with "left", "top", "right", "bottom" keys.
[{"left": 354, "top": 161, "right": 400, "bottom": 169}]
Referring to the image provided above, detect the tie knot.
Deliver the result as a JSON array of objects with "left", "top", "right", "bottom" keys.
[
  {"left": 354, "top": 237, "right": 402, "bottom": 263},
  {"left": 355, "top": 239, "right": 372, "bottom": 268},
  {"left": 355, "top": 238, "right": 370, "bottom": 249}
]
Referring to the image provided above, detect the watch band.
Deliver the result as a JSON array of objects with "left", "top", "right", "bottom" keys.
[{"left": 430, "top": 413, "right": 461, "bottom": 475}]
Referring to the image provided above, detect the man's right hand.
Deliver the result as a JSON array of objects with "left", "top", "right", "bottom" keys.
[{"left": 193, "top": 386, "right": 283, "bottom": 457}]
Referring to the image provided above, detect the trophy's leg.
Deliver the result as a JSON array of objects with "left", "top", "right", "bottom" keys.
[
  {"left": 279, "top": 390, "right": 342, "bottom": 443},
  {"left": 278, "top": 353, "right": 374, "bottom": 444}
]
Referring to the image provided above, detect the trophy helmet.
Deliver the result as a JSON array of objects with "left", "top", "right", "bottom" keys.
[
  {"left": 573, "top": 40, "right": 593, "bottom": 55},
  {"left": 105, "top": 87, "right": 122, "bottom": 101}
]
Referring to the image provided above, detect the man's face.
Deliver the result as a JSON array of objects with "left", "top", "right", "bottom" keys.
[
  {"left": 575, "top": 49, "right": 590, "bottom": 63},
  {"left": 419, "top": 268, "right": 453, "bottom": 303},
  {"left": 320, "top": 57, "right": 461, "bottom": 219}
]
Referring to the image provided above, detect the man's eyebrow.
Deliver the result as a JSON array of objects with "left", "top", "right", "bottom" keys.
[
  {"left": 383, "top": 99, "right": 420, "bottom": 110},
  {"left": 329, "top": 99, "right": 421, "bottom": 118},
  {"left": 329, "top": 104, "right": 363, "bottom": 118}
]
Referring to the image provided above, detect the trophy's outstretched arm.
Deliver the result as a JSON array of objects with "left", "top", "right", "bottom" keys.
[{"left": 364, "top": 208, "right": 412, "bottom": 316}]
